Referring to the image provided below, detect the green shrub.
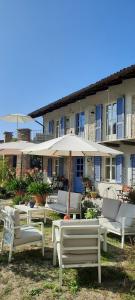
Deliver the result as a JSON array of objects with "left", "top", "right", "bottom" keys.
[
  {"left": 85, "top": 207, "right": 100, "bottom": 219},
  {"left": 27, "top": 182, "right": 52, "bottom": 196},
  {"left": 81, "top": 199, "right": 101, "bottom": 218},
  {"left": 12, "top": 194, "right": 32, "bottom": 205},
  {"left": 7, "top": 178, "right": 27, "bottom": 192},
  {"left": 0, "top": 158, "right": 15, "bottom": 185},
  {"left": 12, "top": 195, "right": 24, "bottom": 205}
]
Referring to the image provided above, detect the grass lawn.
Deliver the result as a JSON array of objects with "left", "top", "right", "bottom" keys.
[{"left": 0, "top": 200, "right": 135, "bottom": 300}]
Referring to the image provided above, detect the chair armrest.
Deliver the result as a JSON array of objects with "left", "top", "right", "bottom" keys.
[
  {"left": 14, "top": 222, "right": 44, "bottom": 234},
  {"left": 121, "top": 217, "right": 135, "bottom": 229}
]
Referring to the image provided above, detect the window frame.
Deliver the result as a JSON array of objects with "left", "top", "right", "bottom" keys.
[
  {"left": 105, "top": 156, "right": 116, "bottom": 183},
  {"left": 76, "top": 112, "right": 85, "bottom": 136},
  {"left": 106, "top": 102, "right": 117, "bottom": 136}
]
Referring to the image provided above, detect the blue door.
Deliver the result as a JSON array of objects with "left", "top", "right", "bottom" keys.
[{"left": 73, "top": 157, "right": 84, "bottom": 193}]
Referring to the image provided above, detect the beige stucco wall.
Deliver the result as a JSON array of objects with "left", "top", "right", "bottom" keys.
[
  {"left": 43, "top": 78, "right": 135, "bottom": 143},
  {"left": 41, "top": 78, "right": 135, "bottom": 198}
]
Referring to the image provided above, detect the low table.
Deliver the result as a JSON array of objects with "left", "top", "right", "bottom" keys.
[
  {"left": 15, "top": 204, "right": 46, "bottom": 224},
  {"left": 52, "top": 220, "right": 107, "bottom": 252}
]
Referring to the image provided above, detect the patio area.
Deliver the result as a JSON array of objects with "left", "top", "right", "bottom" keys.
[{"left": 0, "top": 199, "right": 135, "bottom": 300}]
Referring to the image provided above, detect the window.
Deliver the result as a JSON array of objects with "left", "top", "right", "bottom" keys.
[
  {"left": 76, "top": 158, "right": 84, "bottom": 177},
  {"left": 55, "top": 159, "right": 59, "bottom": 176},
  {"left": 56, "top": 120, "right": 60, "bottom": 137},
  {"left": 106, "top": 103, "right": 116, "bottom": 135},
  {"left": 76, "top": 112, "right": 85, "bottom": 136},
  {"left": 105, "top": 157, "right": 116, "bottom": 182},
  {"left": 65, "top": 117, "right": 70, "bottom": 134},
  {"left": 48, "top": 120, "right": 54, "bottom": 135},
  {"left": 30, "top": 156, "right": 42, "bottom": 169}
]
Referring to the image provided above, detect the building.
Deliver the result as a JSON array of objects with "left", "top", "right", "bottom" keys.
[{"left": 29, "top": 65, "right": 135, "bottom": 197}]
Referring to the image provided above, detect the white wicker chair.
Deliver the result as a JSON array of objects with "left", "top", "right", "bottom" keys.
[
  {"left": 53, "top": 219, "right": 101, "bottom": 286},
  {"left": 0, "top": 206, "right": 45, "bottom": 262}
]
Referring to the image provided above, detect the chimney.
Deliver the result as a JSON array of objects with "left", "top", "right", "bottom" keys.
[
  {"left": 4, "top": 131, "right": 13, "bottom": 142},
  {"left": 17, "top": 128, "right": 31, "bottom": 141}
]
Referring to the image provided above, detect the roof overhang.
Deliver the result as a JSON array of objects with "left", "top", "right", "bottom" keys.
[{"left": 29, "top": 64, "right": 135, "bottom": 118}]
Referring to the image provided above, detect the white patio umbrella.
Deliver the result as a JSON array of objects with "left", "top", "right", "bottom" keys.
[
  {"left": 0, "top": 141, "right": 35, "bottom": 176},
  {"left": 22, "top": 134, "right": 123, "bottom": 215},
  {"left": 0, "top": 113, "right": 33, "bottom": 130}
]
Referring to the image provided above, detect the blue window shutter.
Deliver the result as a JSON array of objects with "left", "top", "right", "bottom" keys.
[
  {"left": 60, "top": 117, "right": 65, "bottom": 136},
  {"left": 117, "top": 97, "right": 125, "bottom": 139},
  {"left": 75, "top": 113, "right": 79, "bottom": 134},
  {"left": 48, "top": 158, "right": 52, "bottom": 177},
  {"left": 95, "top": 104, "right": 102, "bottom": 142},
  {"left": 116, "top": 155, "right": 123, "bottom": 183},
  {"left": 59, "top": 158, "right": 64, "bottom": 176},
  {"left": 94, "top": 156, "right": 102, "bottom": 182},
  {"left": 80, "top": 112, "right": 85, "bottom": 133},
  {"left": 131, "top": 154, "right": 135, "bottom": 184}
]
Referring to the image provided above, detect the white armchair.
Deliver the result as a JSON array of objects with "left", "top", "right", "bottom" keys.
[
  {"left": 52, "top": 219, "right": 101, "bottom": 286},
  {"left": 0, "top": 206, "right": 45, "bottom": 262}
]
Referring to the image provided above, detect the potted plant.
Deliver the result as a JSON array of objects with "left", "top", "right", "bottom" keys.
[
  {"left": 7, "top": 178, "right": 27, "bottom": 196},
  {"left": 27, "top": 182, "right": 52, "bottom": 205}
]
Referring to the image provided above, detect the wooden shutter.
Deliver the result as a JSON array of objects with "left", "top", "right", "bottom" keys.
[
  {"left": 94, "top": 156, "right": 101, "bottom": 182},
  {"left": 95, "top": 105, "right": 102, "bottom": 142},
  {"left": 116, "top": 155, "right": 123, "bottom": 184},
  {"left": 75, "top": 113, "right": 79, "bottom": 134},
  {"left": 59, "top": 158, "right": 64, "bottom": 177},
  {"left": 131, "top": 154, "right": 135, "bottom": 185},
  {"left": 48, "top": 158, "right": 52, "bottom": 177},
  {"left": 117, "top": 97, "right": 125, "bottom": 139},
  {"left": 80, "top": 112, "right": 85, "bottom": 134}
]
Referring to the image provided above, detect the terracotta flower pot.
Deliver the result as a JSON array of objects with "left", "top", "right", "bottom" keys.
[
  {"left": 34, "top": 194, "right": 46, "bottom": 206},
  {"left": 64, "top": 214, "right": 71, "bottom": 220}
]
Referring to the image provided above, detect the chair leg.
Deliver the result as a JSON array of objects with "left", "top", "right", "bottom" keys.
[
  {"left": 8, "top": 245, "right": 13, "bottom": 263},
  {"left": 103, "top": 231, "right": 107, "bottom": 252},
  {"left": 59, "top": 267, "right": 63, "bottom": 286},
  {"left": 53, "top": 243, "right": 57, "bottom": 266},
  {"left": 98, "top": 265, "right": 101, "bottom": 284},
  {"left": 121, "top": 234, "right": 125, "bottom": 249},
  {"left": 42, "top": 238, "right": 45, "bottom": 256}
]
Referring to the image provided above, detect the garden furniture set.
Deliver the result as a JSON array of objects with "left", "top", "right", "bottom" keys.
[{"left": 0, "top": 195, "right": 135, "bottom": 286}]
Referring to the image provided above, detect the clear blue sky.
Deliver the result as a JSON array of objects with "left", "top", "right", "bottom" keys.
[{"left": 0, "top": 0, "right": 135, "bottom": 138}]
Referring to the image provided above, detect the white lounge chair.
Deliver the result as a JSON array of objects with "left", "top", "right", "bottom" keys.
[
  {"left": 46, "top": 190, "right": 82, "bottom": 217},
  {"left": 99, "top": 199, "right": 135, "bottom": 248},
  {"left": 52, "top": 219, "right": 101, "bottom": 286},
  {"left": 0, "top": 206, "right": 45, "bottom": 262}
]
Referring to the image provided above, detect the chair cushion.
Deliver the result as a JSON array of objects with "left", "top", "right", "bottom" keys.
[
  {"left": 57, "top": 219, "right": 99, "bottom": 227},
  {"left": 115, "top": 203, "right": 135, "bottom": 226},
  {"left": 4, "top": 206, "right": 20, "bottom": 238},
  {"left": 99, "top": 219, "right": 122, "bottom": 234},
  {"left": 102, "top": 198, "right": 121, "bottom": 220},
  {"left": 14, "top": 226, "right": 42, "bottom": 246},
  {"left": 45, "top": 203, "right": 67, "bottom": 213},
  {"left": 70, "top": 192, "right": 82, "bottom": 209},
  {"left": 57, "top": 190, "right": 67, "bottom": 206},
  {"left": 45, "top": 202, "right": 79, "bottom": 214}
]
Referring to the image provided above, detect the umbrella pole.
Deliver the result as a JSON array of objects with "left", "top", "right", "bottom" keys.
[{"left": 67, "top": 151, "right": 72, "bottom": 216}]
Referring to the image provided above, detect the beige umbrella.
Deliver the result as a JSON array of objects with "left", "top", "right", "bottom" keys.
[
  {"left": 23, "top": 134, "right": 123, "bottom": 215},
  {"left": 0, "top": 113, "right": 33, "bottom": 130},
  {"left": 0, "top": 141, "right": 35, "bottom": 177}
]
